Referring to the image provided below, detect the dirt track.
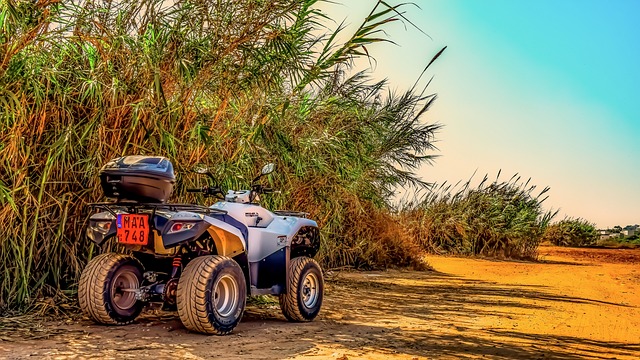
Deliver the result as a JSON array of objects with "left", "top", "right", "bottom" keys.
[{"left": 1, "top": 246, "right": 639, "bottom": 359}]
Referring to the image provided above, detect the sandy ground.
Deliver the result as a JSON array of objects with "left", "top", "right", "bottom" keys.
[{"left": 1, "top": 246, "right": 639, "bottom": 359}]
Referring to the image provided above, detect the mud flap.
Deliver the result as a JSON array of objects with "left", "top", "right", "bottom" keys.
[{"left": 249, "top": 246, "right": 289, "bottom": 295}]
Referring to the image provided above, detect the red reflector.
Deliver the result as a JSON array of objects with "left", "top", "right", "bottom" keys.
[{"left": 171, "top": 223, "right": 183, "bottom": 232}]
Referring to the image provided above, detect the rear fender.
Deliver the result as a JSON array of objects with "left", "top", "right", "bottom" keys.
[
  {"left": 87, "top": 210, "right": 169, "bottom": 246},
  {"left": 161, "top": 212, "right": 209, "bottom": 248},
  {"left": 162, "top": 212, "right": 247, "bottom": 256},
  {"left": 87, "top": 212, "right": 116, "bottom": 245}
]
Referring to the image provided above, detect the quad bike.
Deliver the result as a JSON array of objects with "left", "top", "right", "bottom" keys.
[{"left": 79, "top": 156, "right": 323, "bottom": 335}]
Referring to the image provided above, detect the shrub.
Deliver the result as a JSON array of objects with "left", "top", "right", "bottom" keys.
[
  {"left": 402, "top": 174, "right": 556, "bottom": 259},
  {"left": 543, "top": 218, "right": 598, "bottom": 247}
]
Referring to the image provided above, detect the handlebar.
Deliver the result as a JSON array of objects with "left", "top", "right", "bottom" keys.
[
  {"left": 188, "top": 177, "right": 277, "bottom": 199},
  {"left": 187, "top": 186, "right": 225, "bottom": 199}
]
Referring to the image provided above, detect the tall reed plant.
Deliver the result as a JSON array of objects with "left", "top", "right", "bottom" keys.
[
  {"left": 402, "top": 173, "right": 557, "bottom": 259},
  {"left": 0, "top": 0, "right": 442, "bottom": 312}
]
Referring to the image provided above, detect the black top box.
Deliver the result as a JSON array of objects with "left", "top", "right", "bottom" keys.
[{"left": 99, "top": 156, "right": 175, "bottom": 203}]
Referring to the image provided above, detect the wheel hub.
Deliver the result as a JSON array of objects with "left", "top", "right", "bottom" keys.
[
  {"left": 111, "top": 268, "right": 139, "bottom": 311},
  {"left": 301, "top": 272, "right": 319, "bottom": 308},
  {"left": 163, "top": 278, "right": 179, "bottom": 306},
  {"left": 213, "top": 274, "right": 239, "bottom": 317}
]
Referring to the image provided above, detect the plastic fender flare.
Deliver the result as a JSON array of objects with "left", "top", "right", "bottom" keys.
[
  {"left": 284, "top": 218, "right": 320, "bottom": 258},
  {"left": 202, "top": 216, "right": 247, "bottom": 258},
  {"left": 285, "top": 218, "right": 319, "bottom": 241}
]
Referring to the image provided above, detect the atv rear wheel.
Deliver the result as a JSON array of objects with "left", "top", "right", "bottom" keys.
[
  {"left": 78, "top": 253, "right": 144, "bottom": 325},
  {"left": 176, "top": 255, "right": 246, "bottom": 335},
  {"left": 279, "top": 256, "right": 324, "bottom": 322}
]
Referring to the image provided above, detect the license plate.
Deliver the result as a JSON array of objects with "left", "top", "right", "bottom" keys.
[{"left": 116, "top": 214, "right": 150, "bottom": 245}]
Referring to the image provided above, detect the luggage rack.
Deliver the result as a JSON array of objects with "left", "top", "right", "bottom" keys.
[
  {"left": 273, "top": 210, "right": 309, "bottom": 218},
  {"left": 89, "top": 202, "right": 227, "bottom": 217}
]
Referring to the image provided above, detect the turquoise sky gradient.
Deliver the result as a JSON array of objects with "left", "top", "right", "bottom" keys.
[{"left": 319, "top": 1, "right": 640, "bottom": 228}]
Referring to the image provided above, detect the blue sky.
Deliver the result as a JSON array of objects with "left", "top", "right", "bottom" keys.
[{"left": 318, "top": 0, "right": 640, "bottom": 228}]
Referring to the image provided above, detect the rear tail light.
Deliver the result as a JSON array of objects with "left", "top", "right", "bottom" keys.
[
  {"left": 94, "top": 221, "right": 112, "bottom": 234},
  {"left": 168, "top": 222, "right": 195, "bottom": 234},
  {"left": 87, "top": 220, "right": 112, "bottom": 240}
]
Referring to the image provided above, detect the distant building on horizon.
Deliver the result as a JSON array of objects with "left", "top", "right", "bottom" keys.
[
  {"left": 622, "top": 229, "right": 636, "bottom": 237},
  {"left": 597, "top": 224, "right": 638, "bottom": 240}
]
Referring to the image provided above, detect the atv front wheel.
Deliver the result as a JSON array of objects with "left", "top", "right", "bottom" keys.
[
  {"left": 279, "top": 256, "right": 324, "bottom": 322},
  {"left": 78, "top": 253, "right": 144, "bottom": 325},
  {"left": 176, "top": 255, "right": 246, "bottom": 335}
]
